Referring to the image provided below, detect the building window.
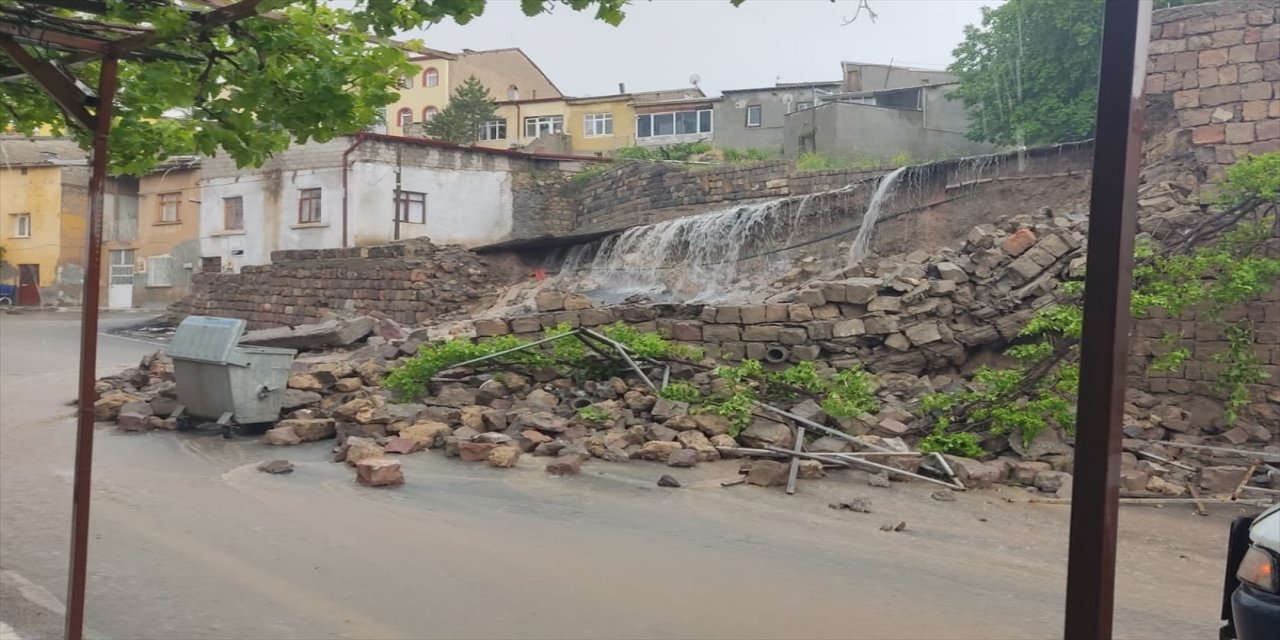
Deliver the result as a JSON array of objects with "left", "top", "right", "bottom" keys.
[
  {"left": 395, "top": 190, "right": 426, "bottom": 224},
  {"left": 745, "top": 105, "right": 762, "bottom": 128},
  {"left": 796, "top": 101, "right": 812, "bottom": 111},
  {"left": 158, "top": 191, "right": 181, "bottom": 222},
  {"left": 146, "top": 255, "right": 173, "bottom": 287},
  {"left": 423, "top": 106, "right": 439, "bottom": 121},
  {"left": 200, "top": 256, "right": 222, "bottom": 273},
  {"left": 583, "top": 113, "right": 613, "bottom": 137},
  {"left": 298, "top": 188, "right": 322, "bottom": 224},
  {"left": 479, "top": 118, "right": 507, "bottom": 140},
  {"left": 223, "top": 196, "right": 244, "bottom": 231},
  {"left": 424, "top": 67, "right": 439, "bottom": 87},
  {"left": 523, "top": 115, "right": 564, "bottom": 138},
  {"left": 397, "top": 108, "right": 413, "bottom": 128},
  {"left": 400, "top": 74, "right": 414, "bottom": 90},
  {"left": 636, "top": 109, "right": 713, "bottom": 139},
  {"left": 11, "top": 213, "right": 31, "bottom": 238}
]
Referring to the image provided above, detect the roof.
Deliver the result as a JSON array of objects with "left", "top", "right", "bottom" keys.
[
  {"left": 564, "top": 86, "right": 714, "bottom": 106},
  {"left": 0, "top": 136, "right": 88, "bottom": 167},
  {"left": 353, "top": 132, "right": 609, "bottom": 163},
  {"left": 840, "top": 60, "right": 949, "bottom": 73},
  {"left": 720, "top": 81, "right": 842, "bottom": 95}
]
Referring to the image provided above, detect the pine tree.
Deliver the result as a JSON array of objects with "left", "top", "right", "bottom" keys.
[{"left": 423, "top": 76, "right": 498, "bottom": 144}]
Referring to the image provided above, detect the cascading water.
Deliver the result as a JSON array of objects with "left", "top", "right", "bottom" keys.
[
  {"left": 555, "top": 190, "right": 839, "bottom": 303},
  {"left": 846, "top": 166, "right": 907, "bottom": 267}
]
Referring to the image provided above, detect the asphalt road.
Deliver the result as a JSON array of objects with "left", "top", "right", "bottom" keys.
[{"left": 0, "top": 310, "right": 1250, "bottom": 639}]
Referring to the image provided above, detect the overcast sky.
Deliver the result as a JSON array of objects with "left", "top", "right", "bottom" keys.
[{"left": 400, "top": 0, "right": 999, "bottom": 97}]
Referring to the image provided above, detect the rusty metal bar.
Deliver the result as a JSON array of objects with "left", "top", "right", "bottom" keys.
[
  {"left": 1063, "top": 1, "right": 1151, "bottom": 638},
  {"left": 64, "top": 54, "right": 117, "bottom": 640}
]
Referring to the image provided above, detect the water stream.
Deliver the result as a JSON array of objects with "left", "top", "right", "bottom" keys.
[{"left": 847, "top": 166, "right": 907, "bottom": 266}]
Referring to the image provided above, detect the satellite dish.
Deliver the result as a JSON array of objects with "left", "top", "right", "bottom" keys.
[{"left": 689, "top": 73, "right": 701, "bottom": 87}]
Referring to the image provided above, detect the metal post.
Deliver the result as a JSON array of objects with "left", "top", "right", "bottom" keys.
[
  {"left": 1063, "top": 1, "right": 1150, "bottom": 638},
  {"left": 393, "top": 143, "right": 402, "bottom": 241},
  {"left": 65, "top": 55, "right": 118, "bottom": 640}
]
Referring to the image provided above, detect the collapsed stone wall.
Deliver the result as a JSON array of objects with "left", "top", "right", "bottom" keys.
[{"left": 171, "top": 239, "right": 527, "bottom": 329}]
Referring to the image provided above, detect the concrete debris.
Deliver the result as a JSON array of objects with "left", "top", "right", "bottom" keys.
[
  {"left": 830, "top": 497, "right": 873, "bottom": 513},
  {"left": 240, "top": 316, "right": 376, "bottom": 351}
]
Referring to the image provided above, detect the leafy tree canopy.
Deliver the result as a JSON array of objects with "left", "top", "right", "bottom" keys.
[
  {"left": 0, "top": 0, "right": 687, "bottom": 175},
  {"left": 948, "top": 0, "right": 1212, "bottom": 147},
  {"left": 422, "top": 75, "right": 497, "bottom": 144}
]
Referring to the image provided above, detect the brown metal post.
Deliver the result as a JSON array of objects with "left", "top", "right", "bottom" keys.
[
  {"left": 1063, "top": 1, "right": 1151, "bottom": 638},
  {"left": 65, "top": 55, "right": 118, "bottom": 640}
]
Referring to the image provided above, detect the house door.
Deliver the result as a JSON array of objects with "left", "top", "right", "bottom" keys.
[
  {"left": 17, "top": 264, "right": 40, "bottom": 306},
  {"left": 107, "top": 250, "right": 134, "bottom": 309}
]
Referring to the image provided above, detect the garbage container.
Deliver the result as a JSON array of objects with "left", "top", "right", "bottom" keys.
[{"left": 167, "top": 316, "right": 297, "bottom": 426}]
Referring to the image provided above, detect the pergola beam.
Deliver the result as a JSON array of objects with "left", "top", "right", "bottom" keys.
[{"left": 0, "top": 34, "right": 95, "bottom": 130}]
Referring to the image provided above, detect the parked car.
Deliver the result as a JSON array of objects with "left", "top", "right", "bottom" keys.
[{"left": 1221, "top": 500, "right": 1280, "bottom": 640}]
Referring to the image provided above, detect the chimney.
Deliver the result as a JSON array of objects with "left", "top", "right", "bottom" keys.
[{"left": 619, "top": 82, "right": 626, "bottom": 94}]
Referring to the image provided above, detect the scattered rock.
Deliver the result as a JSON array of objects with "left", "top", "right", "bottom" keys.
[
  {"left": 546, "top": 454, "right": 585, "bottom": 476},
  {"left": 1033, "top": 470, "right": 1073, "bottom": 493},
  {"left": 739, "top": 419, "right": 793, "bottom": 449},
  {"left": 829, "top": 497, "right": 873, "bottom": 513},
  {"left": 947, "top": 457, "right": 1005, "bottom": 489},
  {"left": 257, "top": 459, "right": 294, "bottom": 474},
  {"left": 383, "top": 436, "right": 424, "bottom": 454},
  {"left": 1200, "top": 465, "right": 1250, "bottom": 493},
  {"left": 745, "top": 460, "right": 790, "bottom": 487},
  {"left": 355, "top": 458, "right": 404, "bottom": 487},
  {"left": 345, "top": 439, "right": 384, "bottom": 466},
  {"left": 931, "top": 489, "right": 956, "bottom": 501},
  {"left": 399, "top": 421, "right": 452, "bottom": 449},
  {"left": 650, "top": 398, "right": 689, "bottom": 421},
  {"left": 116, "top": 401, "right": 155, "bottom": 431},
  {"left": 488, "top": 446, "right": 521, "bottom": 468},
  {"left": 276, "top": 418, "right": 336, "bottom": 442},
  {"left": 879, "top": 521, "right": 907, "bottom": 532},
  {"left": 262, "top": 426, "right": 302, "bottom": 446},
  {"left": 637, "top": 441, "right": 683, "bottom": 462},
  {"left": 657, "top": 474, "right": 682, "bottom": 488},
  {"left": 240, "top": 316, "right": 375, "bottom": 350},
  {"left": 797, "top": 459, "right": 826, "bottom": 480},
  {"left": 867, "top": 471, "right": 891, "bottom": 488},
  {"left": 458, "top": 441, "right": 499, "bottom": 462},
  {"left": 666, "top": 449, "right": 699, "bottom": 467}
]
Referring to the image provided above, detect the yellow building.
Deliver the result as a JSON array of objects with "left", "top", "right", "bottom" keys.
[
  {"left": 0, "top": 137, "right": 89, "bottom": 306},
  {"left": 564, "top": 94, "right": 636, "bottom": 154},
  {"left": 387, "top": 48, "right": 563, "bottom": 137}
]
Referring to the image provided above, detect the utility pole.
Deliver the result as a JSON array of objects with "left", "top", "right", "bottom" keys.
[{"left": 393, "top": 143, "right": 402, "bottom": 241}]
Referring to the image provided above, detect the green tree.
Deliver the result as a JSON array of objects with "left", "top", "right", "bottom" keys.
[
  {"left": 423, "top": 75, "right": 498, "bottom": 144},
  {"left": 0, "top": 0, "right": 677, "bottom": 175},
  {"left": 948, "top": 0, "right": 1212, "bottom": 147}
]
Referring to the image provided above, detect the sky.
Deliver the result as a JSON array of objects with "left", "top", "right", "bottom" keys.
[{"left": 399, "top": 0, "right": 999, "bottom": 97}]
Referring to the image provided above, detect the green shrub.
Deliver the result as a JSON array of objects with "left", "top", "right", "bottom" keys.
[
  {"left": 577, "top": 405, "right": 611, "bottom": 424},
  {"left": 659, "top": 382, "right": 702, "bottom": 404}
]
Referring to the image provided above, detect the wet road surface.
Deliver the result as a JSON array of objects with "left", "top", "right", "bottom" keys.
[{"left": 0, "top": 311, "right": 1246, "bottom": 639}]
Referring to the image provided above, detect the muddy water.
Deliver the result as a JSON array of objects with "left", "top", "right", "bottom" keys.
[{"left": 0, "top": 313, "right": 1233, "bottom": 639}]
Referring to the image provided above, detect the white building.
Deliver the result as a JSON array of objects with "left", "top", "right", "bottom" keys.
[{"left": 198, "top": 134, "right": 593, "bottom": 272}]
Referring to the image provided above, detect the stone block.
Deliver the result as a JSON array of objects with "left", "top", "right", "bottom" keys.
[
  {"left": 833, "top": 319, "right": 865, "bottom": 338},
  {"left": 903, "top": 322, "right": 943, "bottom": 346},
  {"left": 1200, "top": 85, "right": 1241, "bottom": 106},
  {"left": 1240, "top": 62, "right": 1264, "bottom": 82},
  {"left": 867, "top": 296, "right": 901, "bottom": 313},
  {"left": 1001, "top": 228, "right": 1037, "bottom": 256},
  {"left": 1212, "top": 29, "right": 1244, "bottom": 48},
  {"left": 1201, "top": 465, "right": 1250, "bottom": 493},
  {"left": 1257, "top": 118, "right": 1279, "bottom": 140},
  {"left": 742, "top": 325, "right": 780, "bottom": 342},
  {"left": 458, "top": 441, "right": 499, "bottom": 462},
  {"left": 738, "top": 305, "right": 768, "bottom": 324},
  {"left": 1197, "top": 66, "right": 1219, "bottom": 88},
  {"left": 473, "top": 319, "right": 510, "bottom": 337},
  {"left": 820, "top": 283, "right": 847, "bottom": 303},
  {"left": 669, "top": 321, "right": 702, "bottom": 341},
  {"left": 1193, "top": 123, "right": 1227, "bottom": 144},
  {"left": 1242, "top": 81, "right": 1273, "bottom": 101},
  {"left": 844, "top": 278, "right": 882, "bottom": 304},
  {"left": 715, "top": 306, "right": 742, "bottom": 324},
  {"left": 356, "top": 458, "right": 404, "bottom": 487},
  {"left": 806, "top": 322, "right": 834, "bottom": 340},
  {"left": 546, "top": 454, "right": 585, "bottom": 476},
  {"left": 863, "top": 316, "right": 899, "bottom": 335},
  {"left": 1225, "top": 122, "right": 1256, "bottom": 144},
  {"left": 1229, "top": 44, "right": 1258, "bottom": 63},
  {"left": 535, "top": 291, "right": 565, "bottom": 312},
  {"left": 1007, "top": 254, "right": 1044, "bottom": 281},
  {"left": 1243, "top": 100, "right": 1270, "bottom": 121},
  {"left": 702, "top": 325, "right": 741, "bottom": 343},
  {"left": 579, "top": 308, "right": 617, "bottom": 326},
  {"left": 811, "top": 304, "right": 841, "bottom": 320},
  {"left": 790, "top": 345, "right": 821, "bottom": 361},
  {"left": 1199, "top": 47, "right": 1229, "bottom": 67},
  {"left": 777, "top": 327, "right": 808, "bottom": 345},
  {"left": 765, "top": 304, "right": 790, "bottom": 322},
  {"left": 562, "top": 293, "right": 592, "bottom": 311},
  {"left": 510, "top": 317, "right": 543, "bottom": 334},
  {"left": 787, "top": 304, "right": 814, "bottom": 322}
]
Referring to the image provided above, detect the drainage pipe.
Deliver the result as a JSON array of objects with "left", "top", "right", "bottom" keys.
[{"left": 340, "top": 132, "right": 370, "bottom": 248}]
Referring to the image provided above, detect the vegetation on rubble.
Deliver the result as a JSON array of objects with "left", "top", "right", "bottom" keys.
[
  {"left": 610, "top": 142, "right": 713, "bottom": 162},
  {"left": 658, "top": 382, "right": 703, "bottom": 404},
  {"left": 919, "top": 152, "right": 1280, "bottom": 446},
  {"left": 721, "top": 147, "right": 776, "bottom": 163},
  {"left": 576, "top": 405, "right": 612, "bottom": 424}
]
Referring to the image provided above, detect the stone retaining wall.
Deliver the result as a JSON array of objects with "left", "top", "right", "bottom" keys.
[{"left": 172, "top": 240, "right": 525, "bottom": 329}]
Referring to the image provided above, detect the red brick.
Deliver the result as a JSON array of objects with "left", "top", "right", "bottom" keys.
[{"left": 1191, "top": 124, "right": 1226, "bottom": 144}]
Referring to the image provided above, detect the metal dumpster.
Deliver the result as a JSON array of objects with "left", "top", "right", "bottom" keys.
[{"left": 167, "top": 316, "right": 297, "bottom": 425}]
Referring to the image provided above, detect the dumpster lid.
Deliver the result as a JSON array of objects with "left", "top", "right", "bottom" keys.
[{"left": 168, "top": 316, "right": 248, "bottom": 364}]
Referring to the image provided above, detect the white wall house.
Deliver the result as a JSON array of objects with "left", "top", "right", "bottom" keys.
[{"left": 198, "top": 135, "right": 590, "bottom": 272}]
